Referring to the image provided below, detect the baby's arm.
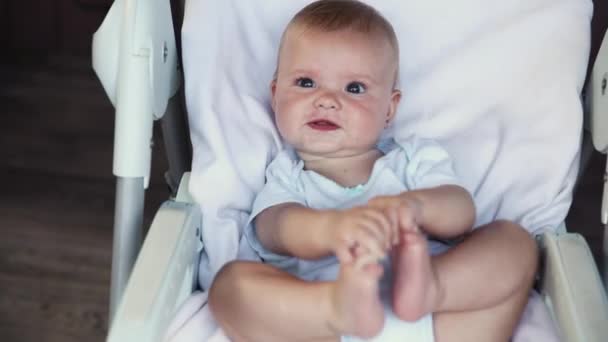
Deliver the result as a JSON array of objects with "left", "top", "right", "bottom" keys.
[
  {"left": 255, "top": 203, "right": 397, "bottom": 262},
  {"left": 255, "top": 203, "right": 335, "bottom": 260},
  {"left": 370, "top": 184, "right": 475, "bottom": 239}
]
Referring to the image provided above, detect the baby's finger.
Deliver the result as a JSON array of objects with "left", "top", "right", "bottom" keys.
[
  {"left": 371, "top": 203, "right": 401, "bottom": 245},
  {"left": 352, "top": 243, "right": 380, "bottom": 269},
  {"left": 398, "top": 210, "right": 419, "bottom": 233},
  {"left": 357, "top": 216, "right": 385, "bottom": 242},
  {"left": 355, "top": 229, "right": 385, "bottom": 260},
  {"left": 358, "top": 219, "right": 390, "bottom": 253},
  {"left": 378, "top": 206, "right": 400, "bottom": 246},
  {"left": 386, "top": 206, "right": 400, "bottom": 245},
  {"left": 362, "top": 210, "right": 393, "bottom": 249}
]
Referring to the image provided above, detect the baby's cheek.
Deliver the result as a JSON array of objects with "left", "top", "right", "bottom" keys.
[
  {"left": 355, "top": 110, "right": 385, "bottom": 133},
  {"left": 275, "top": 114, "right": 299, "bottom": 145},
  {"left": 275, "top": 117, "right": 291, "bottom": 138}
]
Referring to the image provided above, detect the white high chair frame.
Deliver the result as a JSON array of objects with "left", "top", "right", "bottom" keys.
[{"left": 92, "top": 1, "right": 608, "bottom": 341}]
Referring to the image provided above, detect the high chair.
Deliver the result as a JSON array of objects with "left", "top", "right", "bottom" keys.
[{"left": 92, "top": 0, "right": 608, "bottom": 341}]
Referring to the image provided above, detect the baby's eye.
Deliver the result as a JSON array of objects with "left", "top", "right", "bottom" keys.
[
  {"left": 346, "top": 82, "right": 366, "bottom": 94},
  {"left": 295, "top": 77, "right": 315, "bottom": 88}
]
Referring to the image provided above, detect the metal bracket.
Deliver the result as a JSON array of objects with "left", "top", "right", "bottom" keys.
[{"left": 590, "top": 31, "right": 608, "bottom": 152}]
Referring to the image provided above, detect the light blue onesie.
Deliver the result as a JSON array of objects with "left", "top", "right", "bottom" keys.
[{"left": 244, "top": 137, "right": 463, "bottom": 342}]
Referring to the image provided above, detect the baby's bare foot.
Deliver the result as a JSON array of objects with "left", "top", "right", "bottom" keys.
[
  {"left": 392, "top": 231, "right": 442, "bottom": 322},
  {"left": 329, "top": 258, "right": 385, "bottom": 339}
]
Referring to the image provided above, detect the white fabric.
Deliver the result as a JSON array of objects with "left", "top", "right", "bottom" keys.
[
  {"left": 342, "top": 311, "right": 433, "bottom": 342},
  {"left": 513, "top": 291, "right": 561, "bottom": 342},
  {"left": 341, "top": 289, "right": 434, "bottom": 342},
  {"left": 178, "top": 0, "right": 592, "bottom": 341},
  {"left": 244, "top": 137, "right": 459, "bottom": 281}
]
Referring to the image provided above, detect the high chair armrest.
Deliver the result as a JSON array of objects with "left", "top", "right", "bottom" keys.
[
  {"left": 107, "top": 200, "right": 203, "bottom": 342},
  {"left": 538, "top": 232, "right": 608, "bottom": 342}
]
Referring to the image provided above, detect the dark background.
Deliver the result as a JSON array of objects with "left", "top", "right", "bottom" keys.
[
  {"left": 0, "top": 1, "right": 170, "bottom": 341},
  {"left": 0, "top": 1, "right": 606, "bottom": 341}
]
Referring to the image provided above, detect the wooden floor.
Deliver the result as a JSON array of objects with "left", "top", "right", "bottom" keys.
[
  {"left": 0, "top": 55, "right": 605, "bottom": 342},
  {"left": 0, "top": 55, "right": 169, "bottom": 342}
]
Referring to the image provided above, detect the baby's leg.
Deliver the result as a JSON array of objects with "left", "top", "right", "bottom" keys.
[
  {"left": 392, "top": 220, "right": 538, "bottom": 340},
  {"left": 433, "top": 280, "right": 531, "bottom": 342},
  {"left": 209, "top": 259, "right": 385, "bottom": 342}
]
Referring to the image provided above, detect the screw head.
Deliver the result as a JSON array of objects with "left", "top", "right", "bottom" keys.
[{"left": 163, "top": 42, "right": 168, "bottom": 64}]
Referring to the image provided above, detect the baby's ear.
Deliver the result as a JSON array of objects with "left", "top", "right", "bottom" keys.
[
  {"left": 270, "top": 79, "right": 278, "bottom": 112},
  {"left": 386, "top": 89, "right": 402, "bottom": 124}
]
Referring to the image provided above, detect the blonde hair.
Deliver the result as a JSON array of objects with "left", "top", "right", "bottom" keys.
[
  {"left": 290, "top": 0, "right": 397, "bottom": 52},
  {"left": 276, "top": 0, "right": 400, "bottom": 84}
]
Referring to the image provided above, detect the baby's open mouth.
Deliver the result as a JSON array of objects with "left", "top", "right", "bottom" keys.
[{"left": 307, "top": 119, "right": 340, "bottom": 131}]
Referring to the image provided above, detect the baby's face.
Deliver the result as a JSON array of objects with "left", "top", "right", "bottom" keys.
[{"left": 271, "top": 28, "right": 400, "bottom": 159}]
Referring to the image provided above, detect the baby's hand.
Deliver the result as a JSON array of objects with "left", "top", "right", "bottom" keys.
[
  {"left": 368, "top": 194, "right": 422, "bottom": 234},
  {"left": 326, "top": 206, "right": 397, "bottom": 265}
]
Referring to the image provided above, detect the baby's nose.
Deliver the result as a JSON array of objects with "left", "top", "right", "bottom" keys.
[{"left": 314, "top": 91, "right": 340, "bottom": 110}]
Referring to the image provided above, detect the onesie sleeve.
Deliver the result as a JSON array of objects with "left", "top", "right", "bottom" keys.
[
  {"left": 243, "top": 151, "right": 306, "bottom": 268},
  {"left": 398, "top": 137, "right": 464, "bottom": 191}
]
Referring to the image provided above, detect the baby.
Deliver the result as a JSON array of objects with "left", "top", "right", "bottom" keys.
[{"left": 209, "top": 1, "right": 538, "bottom": 341}]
